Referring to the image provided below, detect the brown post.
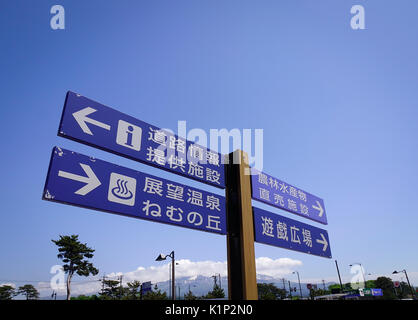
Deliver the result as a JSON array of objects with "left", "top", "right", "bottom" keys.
[{"left": 225, "top": 150, "right": 258, "bottom": 300}]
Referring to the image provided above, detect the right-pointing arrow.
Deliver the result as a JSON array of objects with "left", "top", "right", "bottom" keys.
[
  {"left": 316, "top": 233, "right": 328, "bottom": 252},
  {"left": 312, "top": 200, "right": 324, "bottom": 217},
  {"left": 58, "top": 163, "right": 101, "bottom": 195},
  {"left": 72, "top": 107, "right": 111, "bottom": 135}
]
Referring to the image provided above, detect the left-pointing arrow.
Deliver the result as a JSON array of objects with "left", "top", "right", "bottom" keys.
[
  {"left": 58, "top": 163, "right": 101, "bottom": 195},
  {"left": 72, "top": 107, "right": 111, "bottom": 135},
  {"left": 315, "top": 233, "right": 328, "bottom": 252}
]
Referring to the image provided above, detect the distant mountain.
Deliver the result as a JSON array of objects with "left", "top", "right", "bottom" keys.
[
  {"left": 39, "top": 274, "right": 337, "bottom": 299},
  {"left": 153, "top": 274, "right": 337, "bottom": 299}
]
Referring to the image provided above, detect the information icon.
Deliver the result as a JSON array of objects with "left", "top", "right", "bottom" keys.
[{"left": 116, "top": 120, "right": 142, "bottom": 151}]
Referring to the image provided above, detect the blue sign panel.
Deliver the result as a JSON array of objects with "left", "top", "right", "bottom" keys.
[
  {"left": 43, "top": 147, "right": 226, "bottom": 235},
  {"left": 141, "top": 281, "right": 152, "bottom": 294},
  {"left": 58, "top": 91, "right": 225, "bottom": 188},
  {"left": 253, "top": 207, "right": 331, "bottom": 258},
  {"left": 251, "top": 169, "right": 327, "bottom": 225},
  {"left": 371, "top": 288, "right": 383, "bottom": 296}
]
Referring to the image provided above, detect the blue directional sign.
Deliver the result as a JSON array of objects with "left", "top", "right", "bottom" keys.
[
  {"left": 371, "top": 288, "right": 383, "bottom": 297},
  {"left": 253, "top": 207, "right": 331, "bottom": 258},
  {"left": 43, "top": 147, "right": 226, "bottom": 235},
  {"left": 251, "top": 168, "right": 327, "bottom": 225},
  {"left": 58, "top": 91, "right": 225, "bottom": 188},
  {"left": 141, "top": 281, "right": 152, "bottom": 295}
]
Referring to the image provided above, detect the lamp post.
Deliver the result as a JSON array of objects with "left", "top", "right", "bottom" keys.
[
  {"left": 156, "top": 251, "right": 175, "bottom": 300},
  {"left": 335, "top": 260, "right": 343, "bottom": 291},
  {"left": 393, "top": 270, "right": 416, "bottom": 299},
  {"left": 349, "top": 263, "right": 367, "bottom": 288},
  {"left": 292, "top": 271, "right": 303, "bottom": 299}
]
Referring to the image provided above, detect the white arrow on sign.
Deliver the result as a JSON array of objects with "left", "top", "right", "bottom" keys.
[
  {"left": 316, "top": 233, "right": 328, "bottom": 252},
  {"left": 72, "top": 107, "right": 111, "bottom": 135},
  {"left": 58, "top": 163, "right": 101, "bottom": 195},
  {"left": 312, "top": 200, "right": 324, "bottom": 217}
]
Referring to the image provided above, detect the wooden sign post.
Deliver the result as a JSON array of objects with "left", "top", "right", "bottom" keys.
[{"left": 225, "top": 150, "right": 258, "bottom": 300}]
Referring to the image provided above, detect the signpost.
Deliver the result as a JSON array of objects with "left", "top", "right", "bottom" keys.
[
  {"left": 58, "top": 91, "right": 225, "bottom": 188},
  {"left": 43, "top": 147, "right": 226, "bottom": 235},
  {"left": 251, "top": 169, "right": 327, "bottom": 225},
  {"left": 42, "top": 91, "right": 334, "bottom": 301},
  {"left": 253, "top": 207, "right": 331, "bottom": 258}
]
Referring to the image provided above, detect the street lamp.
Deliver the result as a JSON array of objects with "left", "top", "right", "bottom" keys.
[
  {"left": 156, "top": 251, "right": 175, "bottom": 300},
  {"left": 349, "top": 263, "right": 367, "bottom": 288},
  {"left": 292, "top": 271, "right": 303, "bottom": 299},
  {"left": 393, "top": 270, "right": 416, "bottom": 299}
]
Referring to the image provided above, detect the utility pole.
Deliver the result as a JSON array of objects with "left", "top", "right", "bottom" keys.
[{"left": 288, "top": 280, "right": 293, "bottom": 299}]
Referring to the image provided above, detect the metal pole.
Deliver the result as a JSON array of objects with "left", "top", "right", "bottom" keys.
[
  {"left": 335, "top": 260, "right": 343, "bottom": 291},
  {"left": 288, "top": 280, "right": 292, "bottom": 299},
  {"left": 403, "top": 270, "right": 416, "bottom": 299},
  {"left": 171, "top": 251, "right": 175, "bottom": 300},
  {"left": 168, "top": 262, "right": 171, "bottom": 299},
  {"left": 297, "top": 272, "right": 303, "bottom": 298}
]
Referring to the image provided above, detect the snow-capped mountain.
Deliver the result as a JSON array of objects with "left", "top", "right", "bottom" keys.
[{"left": 154, "top": 274, "right": 336, "bottom": 299}]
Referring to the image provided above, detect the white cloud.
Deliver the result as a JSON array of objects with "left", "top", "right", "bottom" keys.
[{"left": 255, "top": 257, "right": 303, "bottom": 278}]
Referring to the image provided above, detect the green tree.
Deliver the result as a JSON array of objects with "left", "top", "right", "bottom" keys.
[
  {"left": 327, "top": 284, "right": 341, "bottom": 292},
  {"left": 100, "top": 279, "right": 122, "bottom": 300},
  {"left": 184, "top": 289, "right": 197, "bottom": 300},
  {"left": 205, "top": 284, "right": 225, "bottom": 299},
  {"left": 125, "top": 280, "right": 141, "bottom": 300},
  {"left": 0, "top": 285, "right": 16, "bottom": 300},
  {"left": 71, "top": 294, "right": 100, "bottom": 300},
  {"left": 257, "top": 283, "right": 286, "bottom": 300},
  {"left": 375, "top": 277, "right": 396, "bottom": 300},
  {"left": 17, "top": 284, "right": 39, "bottom": 300},
  {"left": 52, "top": 234, "right": 99, "bottom": 300},
  {"left": 395, "top": 281, "right": 414, "bottom": 299},
  {"left": 365, "top": 280, "right": 376, "bottom": 289},
  {"left": 143, "top": 284, "right": 167, "bottom": 300},
  {"left": 308, "top": 286, "right": 330, "bottom": 299}
]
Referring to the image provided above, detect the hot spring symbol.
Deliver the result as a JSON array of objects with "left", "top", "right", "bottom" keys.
[
  {"left": 111, "top": 178, "right": 133, "bottom": 200},
  {"left": 107, "top": 173, "right": 136, "bottom": 206}
]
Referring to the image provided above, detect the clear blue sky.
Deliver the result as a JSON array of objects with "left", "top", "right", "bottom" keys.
[{"left": 1, "top": 0, "right": 417, "bottom": 293}]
